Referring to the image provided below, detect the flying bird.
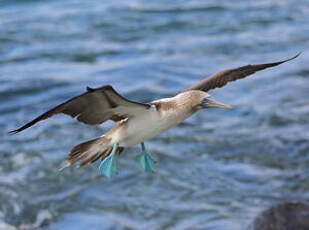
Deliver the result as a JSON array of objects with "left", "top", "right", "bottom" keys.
[{"left": 10, "top": 54, "right": 300, "bottom": 177}]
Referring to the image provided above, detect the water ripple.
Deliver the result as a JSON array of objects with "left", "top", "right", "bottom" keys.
[{"left": 1, "top": 0, "right": 308, "bottom": 229}]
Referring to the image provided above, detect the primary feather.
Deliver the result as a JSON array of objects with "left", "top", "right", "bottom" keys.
[{"left": 184, "top": 53, "right": 300, "bottom": 92}]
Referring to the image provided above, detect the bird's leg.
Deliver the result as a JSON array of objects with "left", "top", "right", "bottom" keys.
[
  {"left": 99, "top": 143, "right": 119, "bottom": 177},
  {"left": 136, "top": 142, "right": 156, "bottom": 172}
]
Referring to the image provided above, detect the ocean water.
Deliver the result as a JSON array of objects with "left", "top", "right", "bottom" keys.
[{"left": 0, "top": 0, "right": 309, "bottom": 229}]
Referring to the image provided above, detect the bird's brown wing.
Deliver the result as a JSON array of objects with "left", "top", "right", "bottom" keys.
[
  {"left": 10, "top": 85, "right": 150, "bottom": 134},
  {"left": 184, "top": 53, "right": 300, "bottom": 92}
]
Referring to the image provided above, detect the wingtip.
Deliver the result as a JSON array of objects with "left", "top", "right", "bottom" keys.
[
  {"left": 8, "top": 129, "right": 20, "bottom": 135},
  {"left": 273, "top": 52, "right": 302, "bottom": 66},
  {"left": 286, "top": 52, "right": 302, "bottom": 62},
  {"left": 293, "top": 52, "right": 301, "bottom": 58}
]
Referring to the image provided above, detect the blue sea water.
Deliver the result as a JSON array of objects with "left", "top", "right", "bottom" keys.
[{"left": 0, "top": 0, "right": 309, "bottom": 229}]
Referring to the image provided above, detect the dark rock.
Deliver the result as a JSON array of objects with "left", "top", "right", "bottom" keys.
[{"left": 252, "top": 202, "right": 309, "bottom": 230}]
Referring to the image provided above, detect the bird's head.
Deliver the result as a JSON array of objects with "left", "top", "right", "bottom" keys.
[{"left": 200, "top": 93, "right": 232, "bottom": 110}]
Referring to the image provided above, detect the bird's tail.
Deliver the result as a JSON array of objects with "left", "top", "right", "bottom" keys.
[{"left": 59, "top": 136, "right": 123, "bottom": 171}]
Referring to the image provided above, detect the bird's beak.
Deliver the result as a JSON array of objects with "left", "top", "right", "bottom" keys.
[{"left": 202, "top": 97, "right": 233, "bottom": 110}]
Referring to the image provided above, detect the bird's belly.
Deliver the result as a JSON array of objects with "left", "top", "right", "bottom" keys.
[
  {"left": 121, "top": 126, "right": 162, "bottom": 147},
  {"left": 121, "top": 119, "right": 166, "bottom": 146},
  {"left": 119, "top": 110, "right": 189, "bottom": 147}
]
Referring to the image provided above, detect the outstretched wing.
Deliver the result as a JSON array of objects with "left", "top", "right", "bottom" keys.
[
  {"left": 10, "top": 85, "right": 150, "bottom": 133},
  {"left": 184, "top": 53, "right": 300, "bottom": 92}
]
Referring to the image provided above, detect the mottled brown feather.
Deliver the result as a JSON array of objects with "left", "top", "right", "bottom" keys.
[
  {"left": 77, "top": 147, "right": 124, "bottom": 167},
  {"left": 69, "top": 138, "right": 101, "bottom": 158},
  {"left": 77, "top": 148, "right": 111, "bottom": 167},
  {"left": 184, "top": 53, "right": 300, "bottom": 92},
  {"left": 152, "top": 101, "right": 177, "bottom": 114}
]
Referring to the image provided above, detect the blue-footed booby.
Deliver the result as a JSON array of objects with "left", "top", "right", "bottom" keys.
[{"left": 10, "top": 54, "right": 300, "bottom": 177}]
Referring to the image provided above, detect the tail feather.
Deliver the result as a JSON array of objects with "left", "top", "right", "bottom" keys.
[
  {"left": 59, "top": 136, "right": 124, "bottom": 171},
  {"left": 77, "top": 146, "right": 125, "bottom": 168},
  {"left": 78, "top": 148, "right": 112, "bottom": 167}
]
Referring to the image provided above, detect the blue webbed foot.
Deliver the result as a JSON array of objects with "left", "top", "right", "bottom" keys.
[
  {"left": 99, "top": 143, "right": 119, "bottom": 177},
  {"left": 136, "top": 142, "right": 156, "bottom": 172}
]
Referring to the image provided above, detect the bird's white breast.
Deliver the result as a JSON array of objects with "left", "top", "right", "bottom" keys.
[
  {"left": 109, "top": 91, "right": 203, "bottom": 147},
  {"left": 118, "top": 104, "right": 191, "bottom": 147}
]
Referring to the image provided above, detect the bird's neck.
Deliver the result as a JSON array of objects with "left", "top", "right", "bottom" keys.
[{"left": 152, "top": 91, "right": 204, "bottom": 118}]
